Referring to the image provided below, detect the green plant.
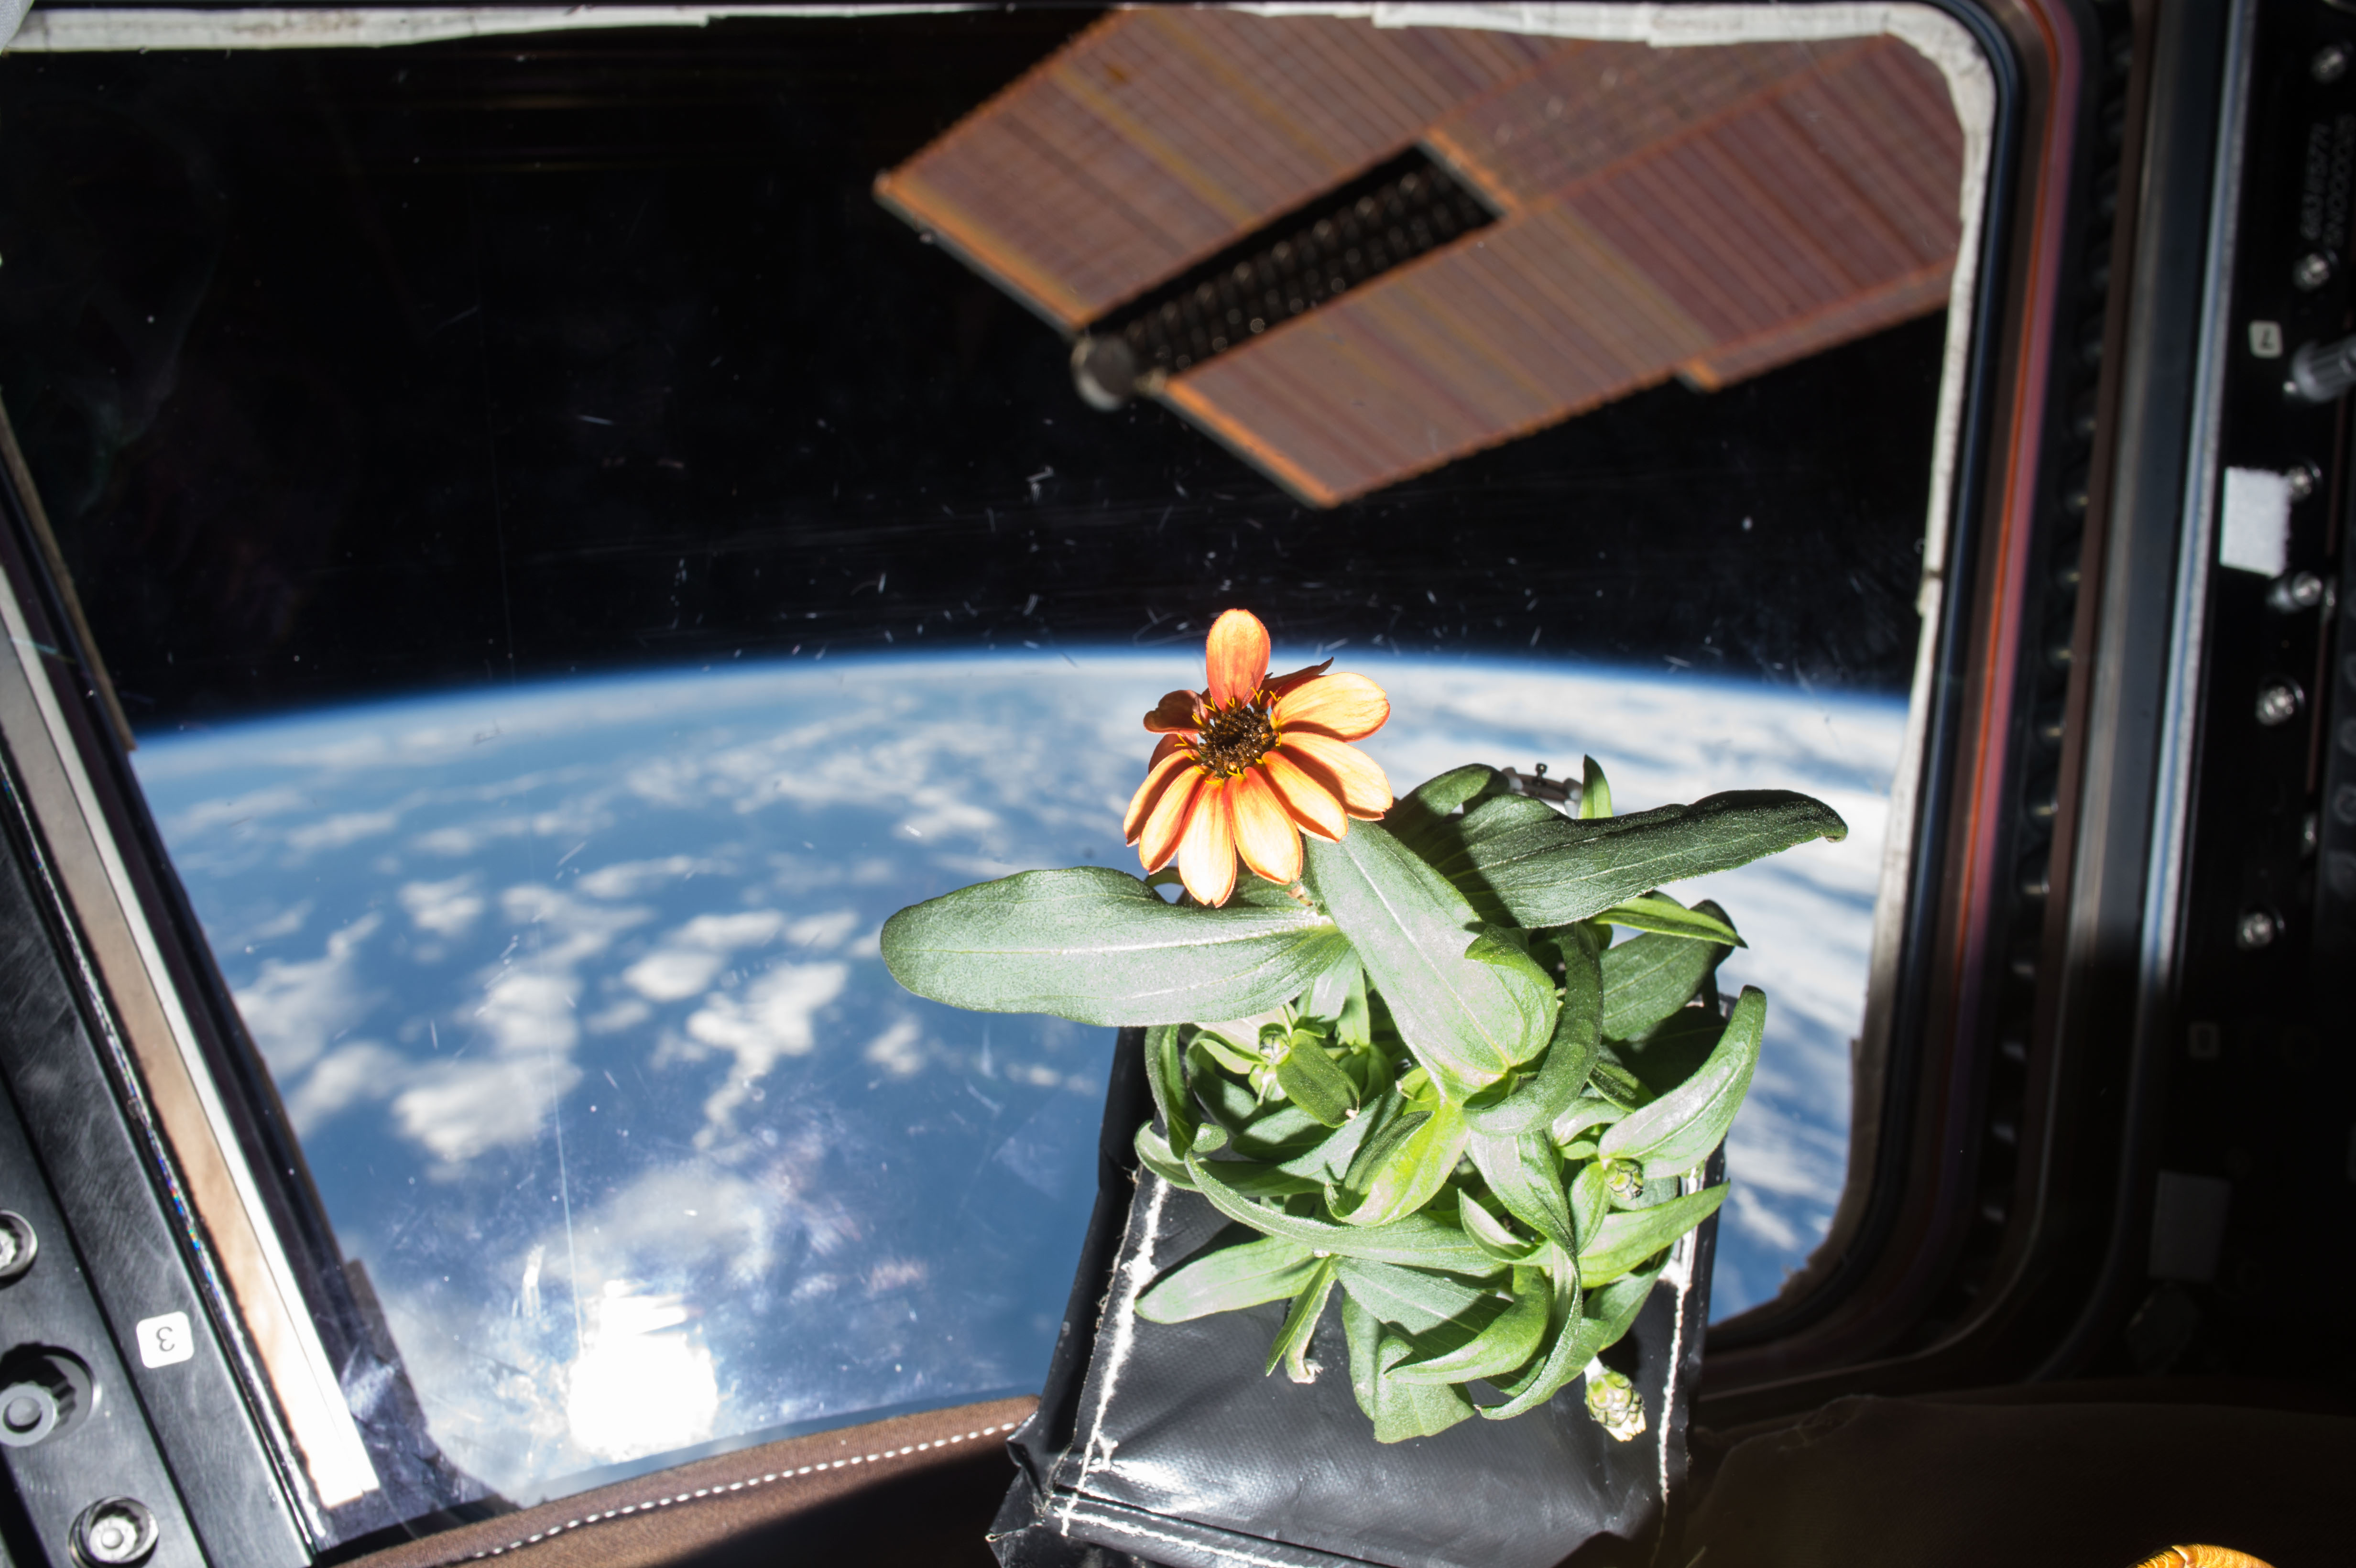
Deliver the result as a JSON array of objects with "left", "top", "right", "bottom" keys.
[{"left": 883, "top": 751, "right": 1843, "bottom": 1442}]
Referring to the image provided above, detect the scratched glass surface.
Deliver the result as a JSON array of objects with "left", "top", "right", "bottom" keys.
[{"left": 3, "top": 7, "right": 1969, "bottom": 1514}]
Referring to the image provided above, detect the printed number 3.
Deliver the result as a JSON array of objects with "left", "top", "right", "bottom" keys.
[{"left": 136, "top": 1312, "right": 194, "bottom": 1369}]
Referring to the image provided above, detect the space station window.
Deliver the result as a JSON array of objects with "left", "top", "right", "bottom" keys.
[{"left": 0, "top": 3, "right": 2005, "bottom": 1547}]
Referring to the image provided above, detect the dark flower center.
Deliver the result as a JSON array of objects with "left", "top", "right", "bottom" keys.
[{"left": 1193, "top": 698, "right": 1276, "bottom": 777}]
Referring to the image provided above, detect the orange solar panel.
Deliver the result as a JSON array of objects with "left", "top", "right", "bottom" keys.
[{"left": 877, "top": 13, "right": 1963, "bottom": 504}]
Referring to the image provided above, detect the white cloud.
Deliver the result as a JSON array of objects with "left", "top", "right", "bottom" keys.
[
  {"left": 393, "top": 1057, "right": 581, "bottom": 1165},
  {"left": 380, "top": 886, "right": 650, "bottom": 1168},
  {"left": 785, "top": 910, "right": 859, "bottom": 952},
  {"left": 399, "top": 874, "right": 485, "bottom": 939},
  {"left": 623, "top": 949, "right": 726, "bottom": 1002},
  {"left": 286, "top": 810, "right": 402, "bottom": 852},
  {"left": 575, "top": 855, "right": 734, "bottom": 900},
  {"left": 624, "top": 909, "right": 787, "bottom": 1001},
  {"left": 681, "top": 963, "right": 850, "bottom": 1145},
  {"left": 231, "top": 914, "right": 383, "bottom": 1078},
  {"left": 284, "top": 1040, "right": 408, "bottom": 1135},
  {"left": 862, "top": 1017, "right": 925, "bottom": 1079}
]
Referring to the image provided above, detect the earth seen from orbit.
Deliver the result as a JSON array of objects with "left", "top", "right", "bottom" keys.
[{"left": 132, "top": 650, "right": 1906, "bottom": 1505}]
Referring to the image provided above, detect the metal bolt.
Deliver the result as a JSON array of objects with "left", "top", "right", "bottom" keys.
[
  {"left": 2236, "top": 909, "right": 2279, "bottom": 950},
  {"left": 2295, "top": 252, "right": 2334, "bottom": 291},
  {"left": 0, "top": 1383, "right": 57, "bottom": 1448},
  {"left": 2269, "top": 571, "right": 2326, "bottom": 612},
  {"left": 0, "top": 1211, "right": 36, "bottom": 1283},
  {"left": 2285, "top": 461, "right": 2322, "bottom": 501},
  {"left": 71, "top": 1498, "right": 158, "bottom": 1566},
  {"left": 2256, "top": 679, "right": 2303, "bottom": 726},
  {"left": 2317, "top": 43, "right": 2351, "bottom": 82}
]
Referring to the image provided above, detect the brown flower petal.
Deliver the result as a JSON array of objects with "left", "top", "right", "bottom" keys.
[
  {"left": 1277, "top": 732, "right": 1392, "bottom": 819},
  {"left": 1143, "top": 689, "right": 1203, "bottom": 733},
  {"left": 1231, "top": 766, "right": 1302, "bottom": 884},
  {"left": 1137, "top": 764, "right": 1204, "bottom": 872},
  {"left": 1123, "top": 746, "right": 1196, "bottom": 845},
  {"left": 1202, "top": 609, "right": 1270, "bottom": 709},
  {"left": 1177, "top": 777, "right": 1237, "bottom": 906},
  {"left": 1272, "top": 672, "right": 1390, "bottom": 742},
  {"left": 1259, "top": 749, "right": 1347, "bottom": 842}
]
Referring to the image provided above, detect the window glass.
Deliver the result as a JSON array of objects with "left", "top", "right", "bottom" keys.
[{"left": 0, "top": 8, "right": 1974, "bottom": 1520}]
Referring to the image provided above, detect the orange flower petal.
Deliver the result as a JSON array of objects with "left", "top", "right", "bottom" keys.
[
  {"left": 1260, "top": 748, "right": 1348, "bottom": 841},
  {"left": 1144, "top": 689, "right": 1202, "bottom": 733},
  {"left": 1177, "top": 777, "right": 1238, "bottom": 906},
  {"left": 1137, "top": 764, "right": 1204, "bottom": 872},
  {"left": 1263, "top": 658, "right": 1333, "bottom": 700},
  {"left": 1231, "top": 767, "right": 1302, "bottom": 884},
  {"left": 1123, "top": 745, "right": 1196, "bottom": 845},
  {"left": 1273, "top": 672, "right": 1391, "bottom": 742},
  {"left": 1277, "top": 732, "right": 1393, "bottom": 819},
  {"left": 1203, "top": 610, "right": 1270, "bottom": 708}
]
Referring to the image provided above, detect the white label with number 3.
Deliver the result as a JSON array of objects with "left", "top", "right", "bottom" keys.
[{"left": 136, "top": 1311, "right": 194, "bottom": 1368}]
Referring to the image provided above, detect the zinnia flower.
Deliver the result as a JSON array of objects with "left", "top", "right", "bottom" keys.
[{"left": 1123, "top": 609, "right": 1392, "bottom": 906}]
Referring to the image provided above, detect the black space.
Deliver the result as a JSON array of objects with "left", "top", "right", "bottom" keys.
[{"left": 0, "top": 14, "right": 1946, "bottom": 732}]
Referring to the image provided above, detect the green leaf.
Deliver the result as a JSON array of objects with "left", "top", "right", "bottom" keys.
[
  {"left": 1576, "top": 1184, "right": 1727, "bottom": 1285},
  {"left": 1335, "top": 1256, "right": 1492, "bottom": 1335},
  {"left": 1144, "top": 1024, "right": 1198, "bottom": 1156},
  {"left": 1477, "top": 1264, "right": 1585, "bottom": 1420},
  {"left": 1462, "top": 930, "right": 1602, "bottom": 1135},
  {"left": 1425, "top": 790, "right": 1848, "bottom": 931},
  {"left": 1334, "top": 1101, "right": 1466, "bottom": 1226},
  {"left": 1307, "top": 953, "right": 1368, "bottom": 1044},
  {"left": 1265, "top": 1256, "right": 1340, "bottom": 1382},
  {"left": 1194, "top": 1154, "right": 1322, "bottom": 1200},
  {"left": 1277, "top": 1079, "right": 1390, "bottom": 1181},
  {"left": 1389, "top": 1267, "right": 1549, "bottom": 1384},
  {"left": 1135, "top": 1232, "right": 1318, "bottom": 1323},
  {"left": 1613, "top": 1005, "right": 1725, "bottom": 1100},
  {"left": 1189, "top": 1027, "right": 1264, "bottom": 1077},
  {"left": 1345, "top": 1295, "right": 1475, "bottom": 1443},
  {"left": 1592, "top": 892, "right": 1745, "bottom": 947},
  {"left": 1601, "top": 988, "right": 1765, "bottom": 1178},
  {"left": 1480, "top": 1263, "right": 1661, "bottom": 1420},
  {"left": 1464, "top": 1130, "right": 1575, "bottom": 1254},
  {"left": 1578, "top": 755, "right": 1613, "bottom": 819},
  {"left": 1222, "top": 1098, "right": 1330, "bottom": 1163},
  {"left": 1462, "top": 927, "right": 1561, "bottom": 1067},
  {"left": 1567, "top": 1159, "right": 1609, "bottom": 1252},
  {"left": 881, "top": 866, "right": 1351, "bottom": 1025},
  {"left": 1549, "top": 1094, "right": 1621, "bottom": 1149},
  {"left": 1186, "top": 1155, "right": 1504, "bottom": 1274},
  {"left": 1134, "top": 1122, "right": 1200, "bottom": 1190},
  {"left": 1601, "top": 929, "right": 1727, "bottom": 1042},
  {"left": 1302, "top": 824, "right": 1553, "bottom": 1098},
  {"left": 1274, "top": 1037, "right": 1359, "bottom": 1128},
  {"left": 1457, "top": 1188, "right": 1544, "bottom": 1264},
  {"left": 1386, "top": 764, "right": 1504, "bottom": 858}
]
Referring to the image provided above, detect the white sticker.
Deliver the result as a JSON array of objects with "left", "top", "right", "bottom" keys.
[
  {"left": 2249, "top": 320, "right": 2284, "bottom": 359},
  {"left": 136, "top": 1312, "right": 195, "bottom": 1369},
  {"left": 2219, "top": 467, "right": 2291, "bottom": 577}
]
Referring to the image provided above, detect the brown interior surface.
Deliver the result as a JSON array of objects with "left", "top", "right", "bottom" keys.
[{"left": 343, "top": 1395, "right": 1033, "bottom": 1568}]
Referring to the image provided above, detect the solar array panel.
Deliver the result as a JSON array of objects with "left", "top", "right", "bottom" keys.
[{"left": 879, "top": 13, "right": 1963, "bottom": 503}]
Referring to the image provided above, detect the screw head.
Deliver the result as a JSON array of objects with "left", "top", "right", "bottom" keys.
[
  {"left": 72, "top": 1498, "right": 157, "bottom": 1566},
  {"left": 2285, "top": 462, "right": 2321, "bottom": 501},
  {"left": 2236, "top": 909, "right": 2280, "bottom": 950},
  {"left": 2269, "top": 571, "right": 2327, "bottom": 613},
  {"left": 0, "top": 1211, "right": 35, "bottom": 1283},
  {"left": 0, "top": 1383, "right": 57, "bottom": 1448},
  {"left": 2294, "top": 253, "right": 2334, "bottom": 291},
  {"left": 2256, "top": 679, "right": 2304, "bottom": 726},
  {"left": 2317, "top": 43, "right": 2351, "bottom": 82}
]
